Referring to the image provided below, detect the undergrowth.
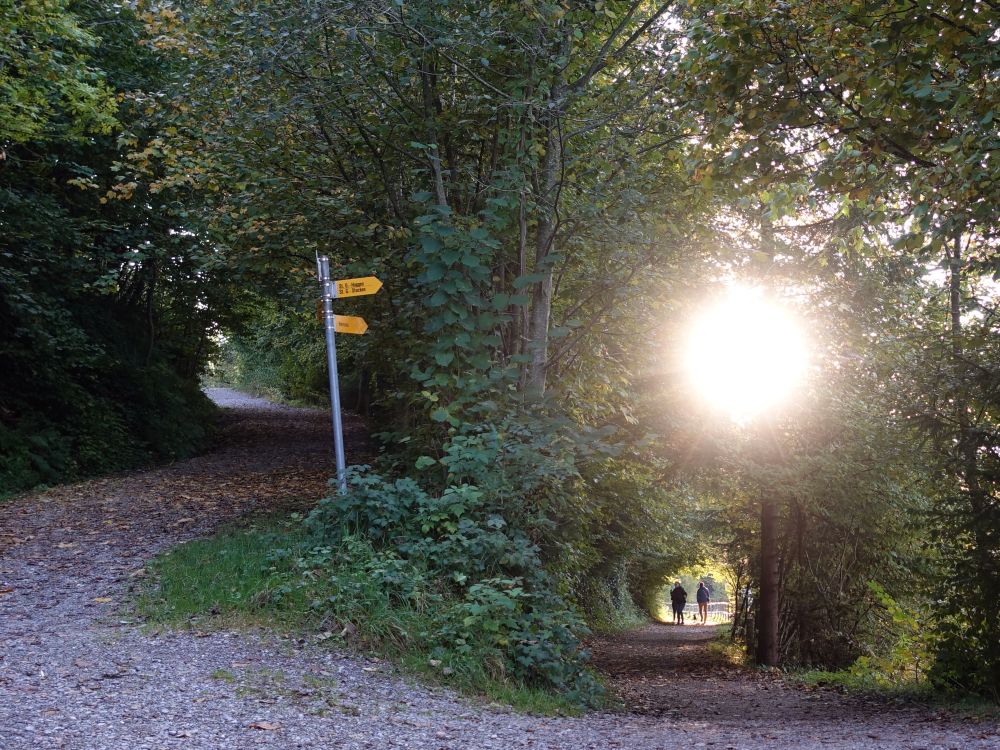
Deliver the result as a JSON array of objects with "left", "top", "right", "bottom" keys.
[
  {"left": 136, "top": 513, "right": 595, "bottom": 715},
  {"left": 1, "top": 371, "right": 215, "bottom": 501},
  {"left": 705, "top": 623, "right": 748, "bottom": 667},
  {"left": 794, "top": 581, "right": 999, "bottom": 715},
  {"left": 795, "top": 668, "right": 1000, "bottom": 718}
]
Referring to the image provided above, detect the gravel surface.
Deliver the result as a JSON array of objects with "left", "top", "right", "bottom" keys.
[{"left": 1, "top": 388, "right": 997, "bottom": 749}]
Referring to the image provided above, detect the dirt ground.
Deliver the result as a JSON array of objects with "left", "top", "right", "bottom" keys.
[
  {"left": 589, "top": 621, "right": 999, "bottom": 744},
  {"left": 2, "top": 390, "right": 998, "bottom": 750}
]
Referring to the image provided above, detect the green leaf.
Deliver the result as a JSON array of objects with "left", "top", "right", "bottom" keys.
[
  {"left": 420, "top": 236, "right": 443, "bottom": 252},
  {"left": 513, "top": 273, "right": 546, "bottom": 289}
]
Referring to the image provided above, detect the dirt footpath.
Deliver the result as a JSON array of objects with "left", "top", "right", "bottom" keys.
[
  {"left": 589, "top": 622, "right": 999, "bottom": 747},
  {"left": 1, "top": 390, "right": 997, "bottom": 750}
]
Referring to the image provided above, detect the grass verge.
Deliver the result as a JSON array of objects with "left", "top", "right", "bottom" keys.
[
  {"left": 793, "top": 669, "right": 1000, "bottom": 719},
  {"left": 704, "top": 623, "right": 749, "bottom": 667},
  {"left": 135, "top": 513, "right": 588, "bottom": 716}
]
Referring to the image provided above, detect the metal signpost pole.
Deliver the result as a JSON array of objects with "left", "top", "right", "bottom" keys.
[{"left": 317, "top": 255, "right": 347, "bottom": 494}]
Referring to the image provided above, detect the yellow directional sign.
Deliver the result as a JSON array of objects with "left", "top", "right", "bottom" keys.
[
  {"left": 334, "top": 315, "right": 368, "bottom": 335},
  {"left": 335, "top": 276, "right": 382, "bottom": 298}
]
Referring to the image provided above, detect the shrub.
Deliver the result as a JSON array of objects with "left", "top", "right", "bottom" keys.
[{"left": 300, "top": 424, "right": 604, "bottom": 707}]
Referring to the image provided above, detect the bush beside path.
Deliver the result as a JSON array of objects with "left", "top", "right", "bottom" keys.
[{"left": 0, "top": 390, "right": 997, "bottom": 749}]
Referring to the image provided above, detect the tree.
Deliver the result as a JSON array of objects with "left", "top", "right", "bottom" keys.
[
  {"left": 1, "top": 1, "right": 219, "bottom": 495},
  {"left": 677, "top": 0, "right": 1000, "bottom": 685}
]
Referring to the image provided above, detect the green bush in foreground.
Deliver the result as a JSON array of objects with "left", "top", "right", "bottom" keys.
[
  {"left": 139, "top": 516, "right": 594, "bottom": 714},
  {"left": 142, "top": 414, "right": 612, "bottom": 711},
  {"left": 306, "top": 472, "right": 602, "bottom": 708}
]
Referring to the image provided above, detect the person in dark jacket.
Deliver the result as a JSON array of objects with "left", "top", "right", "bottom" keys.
[
  {"left": 696, "top": 581, "right": 711, "bottom": 624},
  {"left": 670, "top": 581, "right": 688, "bottom": 625}
]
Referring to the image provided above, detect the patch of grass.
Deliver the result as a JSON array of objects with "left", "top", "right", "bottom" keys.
[
  {"left": 135, "top": 517, "right": 307, "bottom": 628},
  {"left": 484, "top": 682, "right": 584, "bottom": 716},
  {"left": 303, "top": 672, "right": 338, "bottom": 690},
  {"left": 794, "top": 669, "right": 1000, "bottom": 719},
  {"left": 135, "top": 514, "right": 589, "bottom": 716},
  {"left": 705, "top": 623, "right": 748, "bottom": 667},
  {"left": 396, "top": 651, "right": 586, "bottom": 716}
]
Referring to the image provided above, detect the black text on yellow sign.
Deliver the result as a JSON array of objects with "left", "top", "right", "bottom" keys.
[
  {"left": 335, "top": 276, "right": 382, "bottom": 298},
  {"left": 333, "top": 315, "right": 368, "bottom": 335}
]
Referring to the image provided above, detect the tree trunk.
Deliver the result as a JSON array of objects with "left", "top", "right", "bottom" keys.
[
  {"left": 524, "top": 85, "right": 564, "bottom": 397},
  {"left": 948, "top": 231, "right": 987, "bottom": 520},
  {"left": 757, "top": 497, "right": 780, "bottom": 666}
]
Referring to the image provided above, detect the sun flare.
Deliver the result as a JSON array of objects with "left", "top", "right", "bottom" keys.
[{"left": 684, "top": 286, "right": 809, "bottom": 421}]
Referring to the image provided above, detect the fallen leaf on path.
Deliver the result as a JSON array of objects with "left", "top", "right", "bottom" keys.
[
  {"left": 92, "top": 596, "right": 113, "bottom": 603},
  {"left": 249, "top": 721, "right": 281, "bottom": 731}
]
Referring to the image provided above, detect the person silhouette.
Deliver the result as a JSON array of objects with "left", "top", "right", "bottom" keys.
[
  {"left": 670, "top": 581, "right": 688, "bottom": 625},
  {"left": 696, "top": 581, "right": 710, "bottom": 624}
]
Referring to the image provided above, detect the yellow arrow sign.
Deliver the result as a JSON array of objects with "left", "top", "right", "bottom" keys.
[
  {"left": 334, "top": 315, "right": 368, "bottom": 335},
  {"left": 335, "top": 276, "right": 382, "bottom": 298}
]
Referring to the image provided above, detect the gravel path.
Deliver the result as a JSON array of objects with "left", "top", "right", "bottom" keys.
[{"left": 2, "top": 389, "right": 998, "bottom": 749}]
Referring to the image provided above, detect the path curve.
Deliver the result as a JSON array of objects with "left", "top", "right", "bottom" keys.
[
  {"left": 1, "top": 391, "right": 997, "bottom": 749},
  {"left": 588, "top": 622, "right": 999, "bottom": 747}
]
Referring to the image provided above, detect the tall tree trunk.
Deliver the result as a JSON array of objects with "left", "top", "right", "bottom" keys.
[
  {"left": 754, "top": 207, "right": 781, "bottom": 666},
  {"left": 948, "top": 231, "right": 986, "bottom": 521},
  {"left": 524, "top": 82, "right": 564, "bottom": 397},
  {"left": 513, "top": 189, "right": 530, "bottom": 364},
  {"left": 420, "top": 51, "right": 448, "bottom": 208},
  {"left": 946, "top": 228, "right": 1000, "bottom": 687},
  {"left": 757, "top": 497, "right": 780, "bottom": 666}
]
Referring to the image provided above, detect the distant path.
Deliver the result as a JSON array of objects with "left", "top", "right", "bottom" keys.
[
  {"left": 588, "top": 622, "right": 999, "bottom": 747},
  {"left": 0, "top": 391, "right": 997, "bottom": 749}
]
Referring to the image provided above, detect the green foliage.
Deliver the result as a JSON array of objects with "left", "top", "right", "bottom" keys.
[
  {"left": 17, "top": 0, "right": 996, "bottom": 708},
  {"left": 213, "top": 296, "right": 329, "bottom": 405},
  {"left": 163, "top": 0, "right": 710, "bottom": 669},
  {"left": 668, "top": 0, "right": 1000, "bottom": 689},
  {"left": 573, "top": 561, "right": 648, "bottom": 634},
  {"left": 854, "top": 582, "right": 934, "bottom": 687},
  {"left": 0, "top": 0, "right": 118, "bottom": 144},
  {"left": 682, "top": 0, "right": 1000, "bottom": 254},
  {"left": 0, "top": 347, "right": 216, "bottom": 498},
  {"left": 305, "top": 419, "right": 605, "bottom": 706},
  {"left": 896, "top": 292, "right": 1000, "bottom": 700},
  {"left": 139, "top": 515, "right": 592, "bottom": 714},
  {"left": 0, "top": 2, "right": 222, "bottom": 496}
]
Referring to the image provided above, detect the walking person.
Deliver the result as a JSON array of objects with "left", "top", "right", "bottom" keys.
[
  {"left": 670, "top": 581, "right": 688, "bottom": 625},
  {"left": 696, "top": 581, "right": 710, "bottom": 624}
]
